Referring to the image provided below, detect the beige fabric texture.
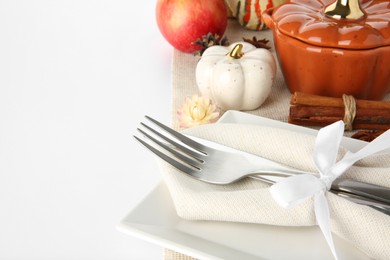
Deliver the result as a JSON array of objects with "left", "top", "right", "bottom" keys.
[
  {"left": 166, "top": 19, "right": 390, "bottom": 260},
  {"left": 164, "top": 249, "right": 197, "bottom": 260}
]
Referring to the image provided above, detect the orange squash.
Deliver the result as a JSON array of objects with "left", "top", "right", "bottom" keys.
[{"left": 263, "top": 0, "right": 390, "bottom": 100}]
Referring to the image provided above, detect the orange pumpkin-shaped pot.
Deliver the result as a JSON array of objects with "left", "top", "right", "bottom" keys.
[{"left": 263, "top": 0, "right": 390, "bottom": 100}]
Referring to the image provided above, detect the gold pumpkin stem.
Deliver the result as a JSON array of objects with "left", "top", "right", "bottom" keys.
[
  {"left": 324, "top": 0, "right": 365, "bottom": 20},
  {"left": 227, "top": 44, "right": 244, "bottom": 59}
]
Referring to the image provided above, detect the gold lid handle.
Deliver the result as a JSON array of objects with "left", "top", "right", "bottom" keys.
[{"left": 325, "top": 0, "right": 365, "bottom": 20}]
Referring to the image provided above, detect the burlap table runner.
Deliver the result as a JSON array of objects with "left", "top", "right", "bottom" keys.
[{"left": 165, "top": 19, "right": 390, "bottom": 260}]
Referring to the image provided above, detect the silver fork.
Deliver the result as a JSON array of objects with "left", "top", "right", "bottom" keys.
[{"left": 134, "top": 116, "right": 390, "bottom": 214}]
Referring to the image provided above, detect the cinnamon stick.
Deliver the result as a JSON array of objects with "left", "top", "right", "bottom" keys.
[
  {"left": 290, "top": 92, "right": 390, "bottom": 110},
  {"left": 288, "top": 92, "right": 390, "bottom": 131}
]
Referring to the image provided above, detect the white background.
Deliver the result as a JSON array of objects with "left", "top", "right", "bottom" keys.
[{"left": 0, "top": 0, "right": 171, "bottom": 259}]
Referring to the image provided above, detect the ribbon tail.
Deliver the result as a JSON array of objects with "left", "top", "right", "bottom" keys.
[
  {"left": 315, "top": 192, "right": 339, "bottom": 260},
  {"left": 269, "top": 174, "right": 324, "bottom": 208}
]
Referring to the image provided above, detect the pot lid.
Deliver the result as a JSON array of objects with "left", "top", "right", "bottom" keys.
[{"left": 270, "top": 0, "right": 390, "bottom": 49}]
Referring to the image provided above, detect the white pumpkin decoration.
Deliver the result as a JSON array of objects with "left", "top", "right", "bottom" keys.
[{"left": 196, "top": 42, "right": 276, "bottom": 111}]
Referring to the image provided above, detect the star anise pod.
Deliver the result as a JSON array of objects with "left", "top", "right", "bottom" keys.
[
  {"left": 243, "top": 36, "right": 271, "bottom": 50},
  {"left": 192, "top": 33, "right": 229, "bottom": 56},
  {"left": 351, "top": 130, "right": 385, "bottom": 142}
]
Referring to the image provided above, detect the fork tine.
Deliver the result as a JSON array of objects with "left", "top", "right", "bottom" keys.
[
  {"left": 133, "top": 135, "right": 198, "bottom": 174},
  {"left": 145, "top": 115, "right": 208, "bottom": 154},
  {"left": 140, "top": 122, "right": 205, "bottom": 161},
  {"left": 136, "top": 127, "right": 203, "bottom": 169}
]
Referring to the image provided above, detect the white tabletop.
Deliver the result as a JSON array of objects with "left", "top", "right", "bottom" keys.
[{"left": 0, "top": 0, "right": 170, "bottom": 259}]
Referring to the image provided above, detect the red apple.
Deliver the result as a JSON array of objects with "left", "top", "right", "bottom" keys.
[{"left": 156, "top": 0, "right": 228, "bottom": 53}]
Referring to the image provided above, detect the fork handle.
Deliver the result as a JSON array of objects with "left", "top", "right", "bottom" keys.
[
  {"left": 251, "top": 174, "right": 390, "bottom": 205},
  {"left": 247, "top": 164, "right": 390, "bottom": 206},
  {"left": 250, "top": 172, "right": 390, "bottom": 204},
  {"left": 331, "top": 190, "right": 390, "bottom": 216},
  {"left": 250, "top": 175, "right": 390, "bottom": 215},
  {"left": 332, "top": 179, "right": 390, "bottom": 205}
]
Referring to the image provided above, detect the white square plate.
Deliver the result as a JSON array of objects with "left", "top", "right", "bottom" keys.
[{"left": 117, "top": 111, "right": 370, "bottom": 260}]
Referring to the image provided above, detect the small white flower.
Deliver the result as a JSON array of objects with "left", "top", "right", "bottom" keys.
[{"left": 177, "top": 95, "right": 221, "bottom": 129}]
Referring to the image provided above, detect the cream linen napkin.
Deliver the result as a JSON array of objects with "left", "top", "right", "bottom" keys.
[
  {"left": 161, "top": 123, "right": 390, "bottom": 259},
  {"left": 166, "top": 18, "right": 390, "bottom": 260}
]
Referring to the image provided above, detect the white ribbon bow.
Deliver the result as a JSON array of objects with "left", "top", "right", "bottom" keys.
[{"left": 269, "top": 121, "right": 390, "bottom": 260}]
